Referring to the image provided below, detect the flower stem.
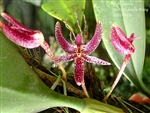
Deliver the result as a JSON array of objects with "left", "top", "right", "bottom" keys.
[
  {"left": 102, "top": 54, "right": 131, "bottom": 102},
  {"left": 82, "top": 79, "right": 90, "bottom": 98},
  {"left": 51, "top": 76, "right": 61, "bottom": 90},
  {"left": 40, "top": 41, "right": 67, "bottom": 81}
]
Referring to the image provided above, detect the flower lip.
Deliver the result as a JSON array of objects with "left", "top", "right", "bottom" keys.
[
  {"left": 110, "top": 25, "right": 136, "bottom": 55},
  {"left": 76, "top": 34, "right": 82, "bottom": 47}
]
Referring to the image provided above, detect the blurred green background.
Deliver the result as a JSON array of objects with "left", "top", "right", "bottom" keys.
[{"left": 1, "top": 0, "right": 150, "bottom": 99}]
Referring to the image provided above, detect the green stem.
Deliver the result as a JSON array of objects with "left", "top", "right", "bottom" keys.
[
  {"left": 103, "top": 54, "right": 131, "bottom": 102},
  {"left": 46, "top": 91, "right": 85, "bottom": 111},
  {"left": 62, "top": 79, "right": 67, "bottom": 96},
  {"left": 51, "top": 75, "right": 61, "bottom": 90},
  {"left": 40, "top": 41, "right": 67, "bottom": 81}
]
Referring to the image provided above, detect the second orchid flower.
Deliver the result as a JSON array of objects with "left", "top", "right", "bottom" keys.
[
  {"left": 103, "top": 25, "right": 137, "bottom": 102},
  {"left": 0, "top": 13, "right": 67, "bottom": 80}
]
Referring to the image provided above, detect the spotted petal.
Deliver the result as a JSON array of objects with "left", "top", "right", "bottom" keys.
[
  {"left": 54, "top": 54, "right": 76, "bottom": 62},
  {"left": 110, "top": 25, "right": 135, "bottom": 55},
  {"left": 74, "top": 58, "right": 84, "bottom": 86},
  {"left": 55, "top": 22, "right": 75, "bottom": 54},
  {"left": 82, "top": 54, "right": 111, "bottom": 65},
  {"left": 83, "top": 21, "right": 102, "bottom": 54},
  {"left": 0, "top": 13, "right": 44, "bottom": 48}
]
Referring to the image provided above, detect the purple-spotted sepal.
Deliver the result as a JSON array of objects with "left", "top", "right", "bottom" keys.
[
  {"left": 55, "top": 22, "right": 75, "bottom": 54},
  {"left": 0, "top": 13, "right": 44, "bottom": 48},
  {"left": 83, "top": 21, "right": 102, "bottom": 54}
]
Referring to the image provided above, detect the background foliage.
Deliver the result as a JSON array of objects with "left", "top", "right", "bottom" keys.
[
  {"left": 1, "top": 0, "right": 150, "bottom": 112},
  {"left": 2, "top": 0, "right": 150, "bottom": 100}
]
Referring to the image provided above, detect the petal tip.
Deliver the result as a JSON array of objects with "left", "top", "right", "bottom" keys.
[
  {"left": 56, "top": 21, "right": 60, "bottom": 26},
  {"left": 1, "top": 13, "right": 7, "bottom": 19},
  {"left": 1, "top": 12, "right": 5, "bottom": 17},
  {"left": 102, "top": 61, "right": 111, "bottom": 65},
  {"left": 55, "top": 21, "right": 61, "bottom": 31},
  {"left": 108, "top": 62, "right": 111, "bottom": 65},
  {"left": 97, "top": 21, "right": 102, "bottom": 27},
  {"left": 97, "top": 20, "right": 101, "bottom": 24},
  {"left": 76, "top": 82, "right": 81, "bottom": 86}
]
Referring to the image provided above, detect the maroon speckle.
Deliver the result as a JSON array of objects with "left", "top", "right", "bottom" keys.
[
  {"left": 74, "top": 58, "right": 84, "bottom": 86},
  {"left": 54, "top": 21, "right": 110, "bottom": 86},
  {"left": 110, "top": 25, "right": 136, "bottom": 55},
  {"left": 83, "top": 21, "right": 102, "bottom": 54},
  {"left": 55, "top": 22, "right": 75, "bottom": 54},
  {"left": 0, "top": 13, "right": 44, "bottom": 48}
]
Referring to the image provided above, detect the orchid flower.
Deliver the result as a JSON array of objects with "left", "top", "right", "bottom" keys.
[
  {"left": 0, "top": 13, "right": 44, "bottom": 49},
  {"left": 0, "top": 13, "right": 66, "bottom": 80},
  {"left": 54, "top": 21, "right": 111, "bottom": 97},
  {"left": 102, "top": 25, "right": 137, "bottom": 102}
]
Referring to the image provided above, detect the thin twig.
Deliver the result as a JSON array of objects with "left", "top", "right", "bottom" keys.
[
  {"left": 33, "top": 67, "right": 86, "bottom": 97},
  {"left": 122, "top": 100, "right": 145, "bottom": 113},
  {"left": 40, "top": 41, "right": 67, "bottom": 81},
  {"left": 81, "top": 79, "right": 90, "bottom": 98},
  {"left": 51, "top": 76, "right": 61, "bottom": 90},
  {"left": 103, "top": 54, "right": 131, "bottom": 102},
  {"left": 83, "top": 14, "right": 88, "bottom": 44},
  {"left": 74, "top": 12, "right": 83, "bottom": 37}
]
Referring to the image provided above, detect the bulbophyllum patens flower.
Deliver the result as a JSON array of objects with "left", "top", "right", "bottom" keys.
[
  {"left": 54, "top": 21, "right": 111, "bottom": 86},
  {"left": 0, "top": 12, "right": 66, "bottom": 80},
  {"left": 110, "top": 25, "right": 136, "bottom": 55},
  {"left": 103, "top": 25, "right": 137, "bottom": 102},
  {"left": 0, "top": 13, "right": 44, "bottom": 48}
]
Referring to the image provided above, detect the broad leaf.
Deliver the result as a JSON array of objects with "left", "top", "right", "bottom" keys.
[
  {"left": 23, "top": 0, "right": 42, "bottom": 6},
  {"left": 0, "top": 32, "right": 84, "bottom": 112},
  {"left": 41, "top": 0, "right": 86, "bottom": 33},
  {"left": 92, "top": 0, "right": 150, "bottom": 96},
  {"left": 0, "top": 32, "right": 124, "bottom": 113}
]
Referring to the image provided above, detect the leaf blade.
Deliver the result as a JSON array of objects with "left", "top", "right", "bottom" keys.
[
  {"left": 41, "top": 0, "right": 86, "bottom": 33},
  {"left": 92, "top": 0, "right": 150, "bottom": 96},
  {"left": 0, "top": 32, "right": 85, "bottom": 112}
]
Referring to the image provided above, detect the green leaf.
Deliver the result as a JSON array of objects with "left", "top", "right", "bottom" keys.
[
  {"left": 0, "top": 32, "right": 84, "bottom": 112},
  {"left": 0, "top": 32, "right": 124, "bottom": 112},
  {"left": 41, "top": 0, "right": 86, "bottom": 33},
  {"left": 92, "top": 0, "right": 150, "bottom": 96},
  {"left": 23, "top": 0, "right": 42, "bottom": 6},
  {"left": 37, "top": 7, "right": 55, "bottom": 34},
  {"left": 5, "top": 0, "right": 35, "bottom": 27}
]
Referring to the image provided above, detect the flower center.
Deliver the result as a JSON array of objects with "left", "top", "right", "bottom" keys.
[
  {"left": 77, "top": 53, "right": 82, "bottom": 58},
  {"left": 74, "top": 45, "right": 83, "bottom": 58}
]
